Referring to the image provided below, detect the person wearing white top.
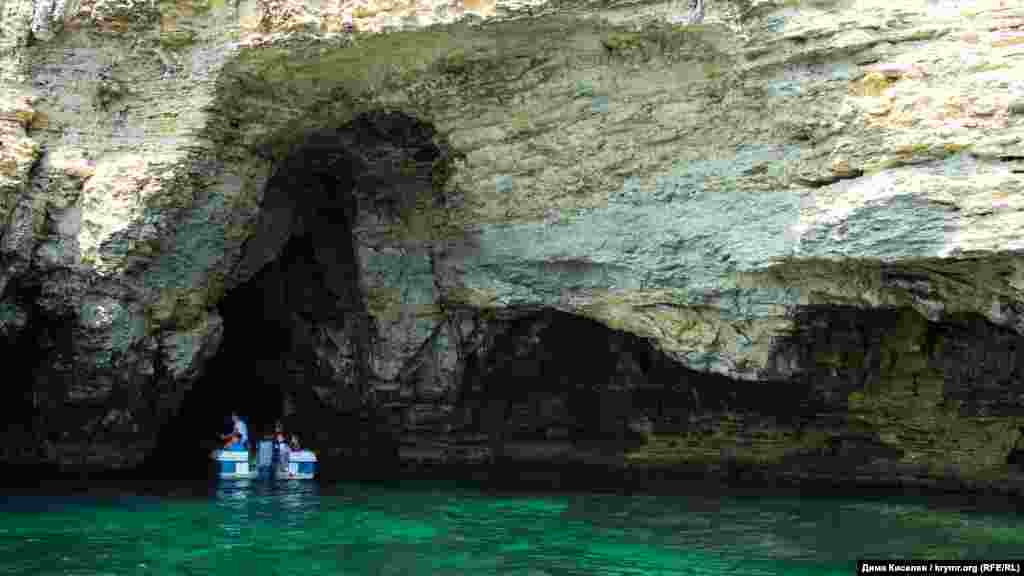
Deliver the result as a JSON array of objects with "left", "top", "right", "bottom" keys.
[{"left": 221, "top": 412, "right": 249, "bottom": 449}]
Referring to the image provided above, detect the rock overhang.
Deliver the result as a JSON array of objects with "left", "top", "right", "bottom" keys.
[{"left": 7, "top": 0, "right": 1024, "bottom": 351}]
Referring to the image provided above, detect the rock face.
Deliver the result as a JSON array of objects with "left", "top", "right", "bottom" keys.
[{"left": 1, "top": 0, "right": 1024, "bottom": 492}]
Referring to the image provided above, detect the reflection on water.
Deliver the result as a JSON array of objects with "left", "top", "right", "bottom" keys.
[
  {"left": 213, "top": 479, "right": 321, "bottom": 541},
  {"left": 1, "top": 480, "right": 1022, "bottom": 575}
]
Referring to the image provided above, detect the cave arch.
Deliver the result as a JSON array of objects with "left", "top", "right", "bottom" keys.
[{"left": 142, "top": 110, "right": 456, "bottom": 478}]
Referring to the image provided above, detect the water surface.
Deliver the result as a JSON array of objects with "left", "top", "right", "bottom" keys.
[{"left": 2, "top": 480, "right": 1022, "bottom": 575}]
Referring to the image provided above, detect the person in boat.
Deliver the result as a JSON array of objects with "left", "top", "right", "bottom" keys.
[
  {"left": 221, "top": 412, "right": 249, "bottom": 450},
  {"left": 256, "top": 426, "right": 275, "bottom": 480},
  {"left": 273, "top": 420, "right": 291, "bottom": 477}
]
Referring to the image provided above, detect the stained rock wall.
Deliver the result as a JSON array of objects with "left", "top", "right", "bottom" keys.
[{"left": 0, "top": 0, "right": 1023, "bottom": 491}]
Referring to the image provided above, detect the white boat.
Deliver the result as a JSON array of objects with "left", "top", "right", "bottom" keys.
[{"left": 211, "top": 447, "right": 317, "bottom": 480}]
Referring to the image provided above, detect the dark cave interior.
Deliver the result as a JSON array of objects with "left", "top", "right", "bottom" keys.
[
  {"left": 1, "top": 283, "right": 64, "bottom": 463},
  {"left": 454, "top": 309, "right": 822, "bottom": 448},
  {"left": 144, "top": 223, "right": 372, "bottom": 479},
  {"left": 142, "top": 124, "right": 374, "bottom": 478},
  {"left": 142, "top": 253, "right": 294, "bottom": 479},
  {"left": 139, "top": 111, "right": 447, "bottom": 478}
]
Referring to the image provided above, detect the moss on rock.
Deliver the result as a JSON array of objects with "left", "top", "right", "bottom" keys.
[{"left": 158, "top": 29, "right": 198, "bottom": 49}]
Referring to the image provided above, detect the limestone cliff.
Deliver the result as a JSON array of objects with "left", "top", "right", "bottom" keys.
[{"left": 1, "top": 0, "right": 1024, "bottom": 492}]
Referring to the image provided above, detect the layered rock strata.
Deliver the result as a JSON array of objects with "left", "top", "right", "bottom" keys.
[{"left": 0, "top": 0, "right": 1022, "bottom": 493}]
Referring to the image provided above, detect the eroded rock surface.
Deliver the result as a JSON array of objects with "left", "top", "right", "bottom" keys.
[{"left": 0, "top": 0, "right": 1023, "bottom": 491}]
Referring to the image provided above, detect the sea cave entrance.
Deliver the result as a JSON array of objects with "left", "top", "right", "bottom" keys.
[
  {"left": 142, "top": 111, "right": 450, "bottom": 478},
  {"left": 142, "top": 234, "right": 333, "bottom": 479}
]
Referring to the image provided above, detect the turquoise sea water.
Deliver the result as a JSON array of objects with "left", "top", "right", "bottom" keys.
[{"left": 2, "top": 480, "right": 1022, "bottom": 575}]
